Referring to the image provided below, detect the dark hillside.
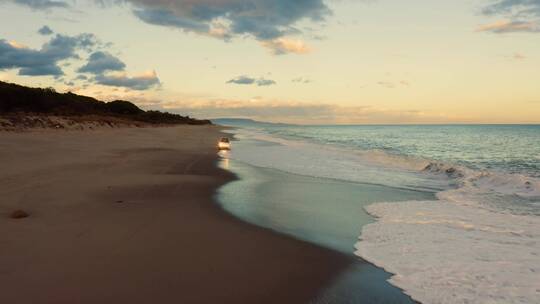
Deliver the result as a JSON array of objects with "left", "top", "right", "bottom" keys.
[{"left": 0, "top": 81, "right": 211, "bottom": 125}]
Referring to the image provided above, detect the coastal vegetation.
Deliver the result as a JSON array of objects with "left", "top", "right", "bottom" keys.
[{"left": 0, "top": 81, "right": 211, "bottom": 126}]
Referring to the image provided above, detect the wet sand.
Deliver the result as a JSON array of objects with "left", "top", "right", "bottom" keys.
[
  {"left": 217, "top": 158, "right": 431, "bottom": 303},
  {"left": 0, "top": 126, "right": 350, "bottom": 304}
]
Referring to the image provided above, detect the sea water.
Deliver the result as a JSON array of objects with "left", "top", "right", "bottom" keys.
[
  {"left": 217, "top": 160, "right": 434, "bottom": 303},
  {"left": 215, "top": 120, "right": 540, "bottom": 304}
]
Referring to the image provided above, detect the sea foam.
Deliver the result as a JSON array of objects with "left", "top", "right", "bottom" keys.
[
  {"left": 227, "top": 127, "right": 540, "bottom": 304},
  {"left": 356, "top": 200, "right": 540, "bottom": 304},
  {"left": 355, "top": 169, "right": 540, "bottom": 303},
  {"left": 228, "top": 128, "right": 449, "bottom": 192}
]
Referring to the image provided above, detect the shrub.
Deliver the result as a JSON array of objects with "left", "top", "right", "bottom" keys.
[{"left": 0, "top": 81, "right": 211, "bottom": 125}]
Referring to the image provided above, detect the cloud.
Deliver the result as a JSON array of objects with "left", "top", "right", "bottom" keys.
[
  {"left": 480, "top": 0, "right": 540, "bottom": 33},
  {"left": 227, "top": 75, "right": 276, "bottom": 86},
  {"left": 11, "top": 0, "right": 69, "bottom": 9},
  {"left": 78, "top": 51, "right": 126, "bottom": 74},
  {"left": 377, "top": 80, "right": 410, "bottom": 89},
  {"left": 127, "top": 0, "right": 329, "bottom": 37},
  {"left": 256, "top": 78, "right": 276, "bottom": 86},
  {"left": 292, "top": 77, "right": 312, "bottom": 84},
  {"left": 261, "top": 38, "right": 310, "bottom": 55},
  {"left": 133, "top": 8, "right": 210, "bottom": 33},
  {"left": 19, "top": 65, "right": 63, "bottom": 76},
  {"left": 482, "top": 0, "right": 540, "bottom": 18},
  {"left": 154, "top": 98, "right": 459, "bottom": 124},
  {"left": 109, "top": 0, "right": 329, "bottom": 54},
  {"left": 0, "top": 30, "right": 156, "bottom": 90},
  {"left": 476, "top": 20, "right": 539, "bottom": 33},
  {"left": 0, "top": 33, "right": 97, "bottom": 76},
  {"left": 227, "top": 75, "right": 255, "bottom": 85},
  {"left": 38, "top": 25, "right": 54, "bottom": 35},
  {"left": 94, "top": 70, "right": 160, "bottom": 90},
  {"left": 8, "top": 0, "right": 325, "bottom": 53}
]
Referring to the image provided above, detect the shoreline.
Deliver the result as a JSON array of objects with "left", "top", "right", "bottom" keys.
[
  {"left": 221, "top": 123, "right": 540, "bottom": 304},
  {"left": 0, "top": 126, "right": 351, "bottom": 304},
  {"left": 216, "top": 156, "right": 432, "bottom": 303}
]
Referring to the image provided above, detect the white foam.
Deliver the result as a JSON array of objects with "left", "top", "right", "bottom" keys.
[
  {"left": 424, "top": 161, "right": 540, "bottom": 200},
  {"left": 229, "top": 127, "right": 540, "bottom": 303},
  {"left": 228, "top": 128, "right": 449, "bottom": 192},
  {"left": 356, "top": 200, "right": 540, "bottom": 304}
]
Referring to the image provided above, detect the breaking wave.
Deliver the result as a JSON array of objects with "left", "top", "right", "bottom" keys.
[{"left": 225, "top": 126, "right": 540, "bottom": 303}]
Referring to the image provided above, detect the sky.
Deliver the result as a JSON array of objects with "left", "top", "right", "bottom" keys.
[{"left": 0, "top": 0, "right": 539, "bottom": 124}]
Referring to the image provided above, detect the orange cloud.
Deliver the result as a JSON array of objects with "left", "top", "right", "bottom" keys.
[
  {"left": 8, "top": 40, "right": 27, "bottom": 49},
  {"left": 477, "top": 20, "right": 539, "bottom": 33},
  {"left": 261, "top": 38, "right": 311, "bottom": 55},
  {"left": 153, "top": 98, "right": 463, "bottom": 124}
]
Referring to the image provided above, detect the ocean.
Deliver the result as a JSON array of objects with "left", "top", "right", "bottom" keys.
[{"left": 215, "top": 120, "right": 540, "bottom": 303}]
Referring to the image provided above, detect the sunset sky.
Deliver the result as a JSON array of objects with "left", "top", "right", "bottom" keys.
[{"left": 1, "top": 0, "right": 539, "bottom": 124}]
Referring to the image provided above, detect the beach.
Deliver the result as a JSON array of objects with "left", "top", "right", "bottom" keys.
[
  {"left": 2, "top": 123, "right": 538, "bottom": 304},
  {"left": 2, "top": 0, "right": 539, "bottom": 302},
  {"left": 216, "top": 123, "right": 540, "bottom": 304},
  {"left": 217, "top": 159, "right": 430, "bottom": 303},
  {"left": 0, "top": 126, "right": 350, "bottom": 304}
]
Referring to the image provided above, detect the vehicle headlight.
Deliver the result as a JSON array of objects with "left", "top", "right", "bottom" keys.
[{"left": 218, "top": 142, "right": 230, "bottom": 149}]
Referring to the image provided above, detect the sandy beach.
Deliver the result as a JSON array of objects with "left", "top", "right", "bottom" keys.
[{"left": 0, "top": 126, "right": 350, "bottom": 304}]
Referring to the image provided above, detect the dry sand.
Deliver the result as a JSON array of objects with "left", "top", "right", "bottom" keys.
[{"left": 0, "top": 126, "right": 350, "bottom": 304}]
